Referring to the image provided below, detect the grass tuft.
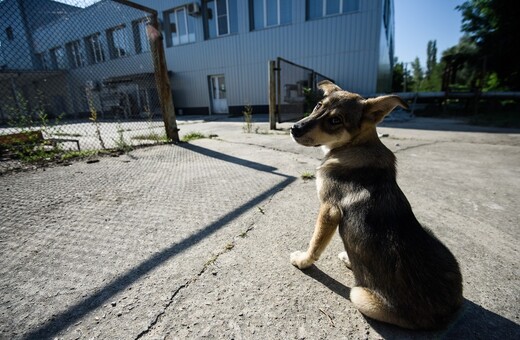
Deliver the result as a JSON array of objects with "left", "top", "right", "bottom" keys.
[{"left": 181, "top": 131, "right": 207, "bottom": 142}]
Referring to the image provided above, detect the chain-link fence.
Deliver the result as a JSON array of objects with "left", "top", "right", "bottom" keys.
[
  {"left": 0, "top": 0, "right": 173, "bottom": 163},
  {"left": 274, "top": 57, "right": 333, "bottom": 123}
]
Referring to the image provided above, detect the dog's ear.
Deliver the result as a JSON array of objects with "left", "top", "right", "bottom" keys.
[
  {"left": 363, "top": 95, "right": 409, "bottom": 124},
  {"left": 318, "top": 80, "right": 342, "bottom": 96}
]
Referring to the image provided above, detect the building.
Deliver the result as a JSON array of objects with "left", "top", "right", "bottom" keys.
[
  {"left": 1, "top": 0, "right": 396, "bottom": 120},
  {"left": 133, "top": 0, "right": 396, "bottom": 115}
]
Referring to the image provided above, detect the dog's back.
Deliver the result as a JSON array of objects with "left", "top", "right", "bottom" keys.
[{"left": 324, "top": 155, "right": 463, "bottom": 329}]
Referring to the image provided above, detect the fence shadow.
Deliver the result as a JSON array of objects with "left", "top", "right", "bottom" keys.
[
  {"left": 24, "top": 144, "right": 295, "bottom": 339},
  {"left": 301, "top": 265, "right": 520, "bottom": 339}
]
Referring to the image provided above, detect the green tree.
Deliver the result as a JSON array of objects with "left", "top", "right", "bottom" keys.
[
  {"left": 411, "top": 57, "right": 423, "bottom": 92},
  {"left": 426, "top": 40, "right": 438, "bottom": 79},
  {"left": 392, "top": 58, "right": 414, "bottom": 92},
  {"left": 441, "top": 37, "right": 480, "bottom": 91},
  {"left": 457, "top": 0, "right": 520, "bottom": 89}
]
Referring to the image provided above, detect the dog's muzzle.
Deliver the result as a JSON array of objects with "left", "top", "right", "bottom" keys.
[{"left": 290, "top": 120, "right": 314, "bottom": 138}]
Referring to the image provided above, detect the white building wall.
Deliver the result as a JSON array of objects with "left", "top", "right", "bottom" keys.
[
  {"left": 10, "top": 0, "right": 394, "bottom": 115},
  {"left": 135, "top": 0, "right": 392, "bottom": 112}
]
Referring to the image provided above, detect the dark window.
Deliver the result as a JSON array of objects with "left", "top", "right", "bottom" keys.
[
  {"left": 251, "top": 0, "right": 292, "bottom": 30},
  {"left": 307, "top": 0, "right": 359, "bottom": 20},
  {"left": 84, "top": 33, "right": 105, "bottom": 64},
  {"left": 203, "top": 0, "right": 238, "bottom": 39},
  {"left": 164, "top": 7, "right": 196, "bottom": 47},
  {"left": 132, "top": 18, "right": 151, "bottom": 54},
  {"left": 5, "top": 26, "right": 14, "bottom": 41},
  {"left": 50, "top": 46, "right": 67, "bottom": 69},
  {"left": 66, "top": 40, "right": 86, "bottom": 68},
  {"left": 107, "top": 25, "right": 131, "bottom": 59}
]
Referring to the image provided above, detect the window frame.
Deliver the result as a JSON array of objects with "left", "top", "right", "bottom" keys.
[
  {"left": 307, "top": 0, "right": 359, "bottom": 20},
  {"left": 84, "top": 32, "right": 105, "bottom": 65},
  {"left": 107, "top": 25, "right": 131, "bottom": 59},
  {"left": 66, "top": 40, "right": 86, "bottom": 69},
  {"left": 203, "top": 0, "right": 238, "bottom": 40},
  {"left": 164, "top": 6, "right": 196, "bottom": 47},
  {"left": 251, "top": 0, "right": 292, "bottom": 30},
  {"left": 50, "top": 46, "right": 67, "bottom": 69},
  {"left": 5, "top": 26, "right": 14, "bottom": 41},
  {"left": 36, "top": 52, "right": 51, "bottom": 70},
  {"left": 132, "top": 18, "right": 151, "bottom": 54}
]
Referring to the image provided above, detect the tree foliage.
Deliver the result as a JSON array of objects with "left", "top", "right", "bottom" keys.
[
  {"left": 392, "top": 58, "right": 414, "bottom": 92},
  {"left": 426, "top": 40, "right": 438, "bottom": 79},
  {"left": 457, "top": 0, "right": 520, "bottom": 89}
]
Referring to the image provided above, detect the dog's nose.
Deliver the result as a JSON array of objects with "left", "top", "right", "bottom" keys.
[{"left": 291, "top": 124, "right": 303, "bottom": 138}]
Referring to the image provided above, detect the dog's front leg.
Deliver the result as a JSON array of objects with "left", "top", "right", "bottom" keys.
[{"left": 291, "top": 203, "right": 341, "bottom": 269}]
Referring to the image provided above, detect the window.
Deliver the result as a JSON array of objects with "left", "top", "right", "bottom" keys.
[
  {"left": 36, "top": 52, "right": 51, "bottom": 70},
  {"left": 50, "top": 46, "right": 67, "bottom": 69},
  {"left": 132, "top": 18, "right": 151, "bottom": 53},
  {"left": 203, "top": 0, "right": 238, "bottom": 39},
  {"left": 164, "top": 7, "right": 196, "bottom": 47},
  {"left": 84, "top": 33, "right": 105, "bottom": 64},
  {"left": 5, "top": 26, "right": 14, "bottom": 41},
  {"left": 66, "top": 40, "right": 86, "bottom": 68},
  {"left": 251, "top": 0, "right": 292, "bottom": 30},
  {"left": 107, "top": 25, "right": 131, "bottom": 58},
  {"left": 307, "top": 0, "right": 359, "bottom": 20}
]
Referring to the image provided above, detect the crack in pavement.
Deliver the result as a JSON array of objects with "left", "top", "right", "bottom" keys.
[
  {"left": 134, "top": 193, "right": 282, "bottom": 339},
  {"left": 392, "top": 141, "right": 441, "bottom": 153}
]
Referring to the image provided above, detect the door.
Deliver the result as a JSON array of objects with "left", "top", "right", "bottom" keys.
[{"left": 209, "top": 75, "right": 228, "bottom": 114}]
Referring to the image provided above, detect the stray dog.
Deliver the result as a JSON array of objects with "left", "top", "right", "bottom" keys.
[{"left": 290, "top": 81, "right": 463, "bottom": 330}]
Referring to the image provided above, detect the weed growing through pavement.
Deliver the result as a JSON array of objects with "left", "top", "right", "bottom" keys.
[
  {"left": 181, "top": 131, "right": 207, "bottom": 142},
  {"left": 2, "top": 91, "right": 64, "bottom": 162},
  {"left": 114, "top": 123, "right": 133, "bottom": 152},
  {"left": 301, "top": 171, "right": 315, "bottom": 181},
  {"left": 86, "top": 87, "right": 106, "bottom": 150},
  {"left": 242, "top": 105, "right": 254, "bottom": 133}
]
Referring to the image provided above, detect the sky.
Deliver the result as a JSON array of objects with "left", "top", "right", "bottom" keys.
[{"left": 394, "top": 0, "right": 466, "bottom": 67}]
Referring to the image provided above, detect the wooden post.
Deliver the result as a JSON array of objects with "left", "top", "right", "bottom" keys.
[
  {"left": 148, "top": 16, "right": 179, "bottom": 143},
  {"left": 268, "top": 60, "right": 276, "bottom": 130}
]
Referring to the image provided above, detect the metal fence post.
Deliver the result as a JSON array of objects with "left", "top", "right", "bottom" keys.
[{"left": 268, "top": 60, "right": 276, "bottom": 130}]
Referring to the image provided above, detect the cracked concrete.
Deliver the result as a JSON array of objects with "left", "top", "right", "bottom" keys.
[{"left": 1, "top": 115, "right": 519, "bottom": 339}]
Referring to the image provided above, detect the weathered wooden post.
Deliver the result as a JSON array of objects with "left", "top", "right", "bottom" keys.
[
  {"left": 147, "top": 16, "right": 180, "bottom": 143},
  {"left": 113, "top": 0, "right": 179, "bottom": 143}
]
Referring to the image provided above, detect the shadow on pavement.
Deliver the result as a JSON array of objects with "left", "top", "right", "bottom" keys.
[
  {"left": 302, "top": 266, "right": 520, "bottom": 339},
  {"left": 25, "top": 143, "right": 296, "bottom": 339}
]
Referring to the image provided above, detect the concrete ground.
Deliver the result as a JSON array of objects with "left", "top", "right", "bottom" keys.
[{"left": 0, "top": 115, "right": 519, "bottom": 339}]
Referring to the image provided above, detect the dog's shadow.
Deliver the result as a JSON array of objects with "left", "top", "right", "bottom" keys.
[{"left": 302, "top": 266, "right": 520, "bottom": 339}]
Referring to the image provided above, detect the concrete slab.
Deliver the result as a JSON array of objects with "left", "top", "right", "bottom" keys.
[{"left": 0, "top": 116, "right": 519, "bottom": 339}]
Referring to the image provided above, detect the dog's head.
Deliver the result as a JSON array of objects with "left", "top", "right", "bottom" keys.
[{"left": 290, "top": 81, "right": 408, "bottom": 150}]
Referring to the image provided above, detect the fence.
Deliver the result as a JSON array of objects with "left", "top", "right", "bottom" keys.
[
  {"left": 0, "top": 0, "right": 178, "bottom": 163},
  {"left": 268, "top": 57, "right": 334, "bottom": 128}
]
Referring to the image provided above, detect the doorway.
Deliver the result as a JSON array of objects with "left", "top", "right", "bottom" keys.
[{"left": 209, "top": 75, "right": 228, "bottom": 114}]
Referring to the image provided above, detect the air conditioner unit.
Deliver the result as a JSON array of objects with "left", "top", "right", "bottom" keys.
[{"left": 187, "top": 2, "right": 200, "bottom": 16}]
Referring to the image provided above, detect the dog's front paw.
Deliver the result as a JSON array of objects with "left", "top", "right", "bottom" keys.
[{"left": 290, "top": 251, "right": 314, "bottom": 269}]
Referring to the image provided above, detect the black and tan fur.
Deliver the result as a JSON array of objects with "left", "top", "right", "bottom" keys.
[{"left": 290, "top": 81, "right": 463, "bottom": 330}]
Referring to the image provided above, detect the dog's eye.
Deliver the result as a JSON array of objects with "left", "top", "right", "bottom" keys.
[
  {"left": 329, "top": 117, "right": 342, "bottom": 125},
  {"left": 314, "top": 102, "right": 322, "bottom": 110}
]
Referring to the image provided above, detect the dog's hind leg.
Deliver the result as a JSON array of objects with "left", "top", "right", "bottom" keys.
[
  {"left": 350, "top": 287, "right": 417, "bottom": 329},
  {"left": 290, "top": 203, "right": 341, "bottom": 269}
]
